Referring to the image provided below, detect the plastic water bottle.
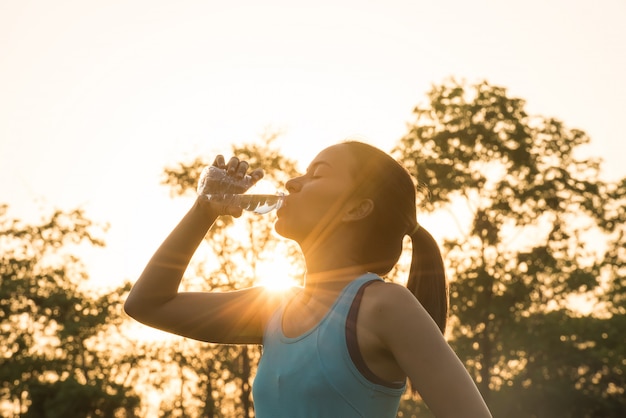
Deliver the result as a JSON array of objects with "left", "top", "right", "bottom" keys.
[{"left": 197, "top": 166, "right": 285, "bottom": 214}]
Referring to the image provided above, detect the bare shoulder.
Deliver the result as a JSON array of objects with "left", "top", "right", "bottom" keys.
[
  {"left": 362, "top": 280, "right": 422, "bottom": 313},
  {"left": 360, "top": 280, "right": 436, "bottom": 336},
  {"left": 360, "top": 281, "right": 493, "bottom": 417}
]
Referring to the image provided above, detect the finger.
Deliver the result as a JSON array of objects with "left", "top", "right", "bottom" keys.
[
  {"left": 249, "top": 168, "right": 264, "bottom": 182},
  {"left": 212, "top": 155, "right": 226, "bottom": 168},
  {"left": 226, "top": 157, "right": 240, "bottom": 175},
  {"left": 235, "top": 161, "right": 249, "bottom": 179}
]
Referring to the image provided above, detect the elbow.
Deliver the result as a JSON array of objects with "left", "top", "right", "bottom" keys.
[
  {"left": 123, "top": 296, "right": 138, "bottom": 319},
  {"left": 123, "top": 293, "right": 146, "bottom": 321},
  {"left": 123, "top": 289, "right": 169, "bottom": 325}
]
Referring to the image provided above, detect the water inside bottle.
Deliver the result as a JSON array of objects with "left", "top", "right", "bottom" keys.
[
  {"left": 206, "top": 193, "right": 285, "bottom": 214},
  {"left": 234, "top": 194, "right": 284, "bottom": 214}
]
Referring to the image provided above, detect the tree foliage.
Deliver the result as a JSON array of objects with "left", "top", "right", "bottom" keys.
[
  {"left": 393, "top": 78, "right": 625, "bottom": 417},
  {"left": 0, "top": 205, "right": 140, "bottom": 417}
]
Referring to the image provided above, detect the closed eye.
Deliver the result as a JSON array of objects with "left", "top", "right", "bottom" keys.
[{"left": 304, "top": 161, "right": 332, "bottom": 179}]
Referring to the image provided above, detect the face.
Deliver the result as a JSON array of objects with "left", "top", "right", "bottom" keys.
[{"left": 275, "top": 144, "right": 359, "bottom": 246}]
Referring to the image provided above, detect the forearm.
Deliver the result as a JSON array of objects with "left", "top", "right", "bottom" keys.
[
  {"left": 419, "top": 346, "right": 492, "bottom": 417},
  {"left": 124, "top": 198, "right": 217, "bottom": 316}
]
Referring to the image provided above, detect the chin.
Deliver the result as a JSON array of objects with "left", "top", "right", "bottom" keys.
[
  {"left": 274, "top": 218, "right": 304, "bottom": 243},
  {"left": 273, "top": 218, "right": 290, "bottom": 239}
]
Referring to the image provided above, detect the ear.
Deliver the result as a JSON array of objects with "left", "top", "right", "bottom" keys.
[{"left": 342, "top": 198, "right": 374, "bottom": 222}]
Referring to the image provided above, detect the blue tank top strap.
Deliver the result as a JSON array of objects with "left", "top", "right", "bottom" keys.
[{"left": 345, "top": 278, "right": 406, "bottom": 389}]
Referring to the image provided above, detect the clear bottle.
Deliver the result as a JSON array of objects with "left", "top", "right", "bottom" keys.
[{"left": 197, "top": 166, "right": 285, "bottom": 215}]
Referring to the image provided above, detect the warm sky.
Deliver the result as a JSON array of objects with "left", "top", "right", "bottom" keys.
[{"left": 1, "top": 0, "right": 625, "bottom": 289}]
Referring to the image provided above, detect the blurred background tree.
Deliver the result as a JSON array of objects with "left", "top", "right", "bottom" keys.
[
  {"left": 393, "top": 78, "right": 625, "bottom": 417},
  {"left": 0, "top": 205, "right": 140, "bottom": 417}
]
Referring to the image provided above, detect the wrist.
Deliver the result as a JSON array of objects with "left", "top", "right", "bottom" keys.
[{"left": 191, "top": 197, "right": 220, "bottom": 224}]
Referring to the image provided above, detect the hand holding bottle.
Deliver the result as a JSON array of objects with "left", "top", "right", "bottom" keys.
[{"left": 197, "top": 155, "right": 285, "bottom": 215}]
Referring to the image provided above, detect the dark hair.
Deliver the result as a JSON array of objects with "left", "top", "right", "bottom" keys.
[{"left": 341, "top": 141, "right": 448, "bottom": 333}]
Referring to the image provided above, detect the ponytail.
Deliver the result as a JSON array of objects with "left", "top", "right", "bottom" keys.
[
  {"left": 406, "top": 226, "right": 449, "bottom": 334},
  {"left": 338, "top": 141, "right": 449, "bottom": 332}
]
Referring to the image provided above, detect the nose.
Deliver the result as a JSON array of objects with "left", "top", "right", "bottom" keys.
[{"left": 285, "top": 176, "right": 303, "bottom": 193}]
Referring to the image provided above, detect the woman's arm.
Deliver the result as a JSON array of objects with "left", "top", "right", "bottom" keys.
[
  {"left": 369, "top": 283, "right": 492, "bottom": 417},
  {"left": 124, "top": 157, "right": 280, "bottom": 344}
]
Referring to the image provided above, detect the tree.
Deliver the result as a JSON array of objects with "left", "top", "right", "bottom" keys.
[
  {"left": 392, "top": 78, "right": 625, "bottom": 417},
  {"left": 0, "top": 205, "right": 140, "bottom": 417}
]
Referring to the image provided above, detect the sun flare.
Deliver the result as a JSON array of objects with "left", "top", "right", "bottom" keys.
[{"left": 256, "top": 258, "right": 301, "bottom": 292}]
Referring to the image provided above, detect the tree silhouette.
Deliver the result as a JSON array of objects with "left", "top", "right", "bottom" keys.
[
  {"left": 0, "top": 205, "right": 140, "bottom": 417},
  {"left": 393, "top": 78, "right": 625, "bottom": 417}
]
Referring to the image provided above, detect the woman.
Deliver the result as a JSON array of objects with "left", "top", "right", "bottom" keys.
[{"left": 124, "top": 141, "right": 492, "bottom": 417}]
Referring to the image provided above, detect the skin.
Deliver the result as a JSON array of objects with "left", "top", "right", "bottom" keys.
[{"left": 124, "top": 144, "right": 492, "bottom": 417}]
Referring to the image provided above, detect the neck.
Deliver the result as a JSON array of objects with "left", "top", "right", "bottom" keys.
[
  {"left": 299, "top": 222, "right": 356, "bottom": 271},
  {"left": 299, "top": 265, "right": 366, "bottom": 304},
  {"left": 304, "top": 265, "right": 367, "bottom": 285},
  {"left": 301, "top": 239, "right": 365, "bottom": 284},
  {"left": 296, "top": 223, "right": 367, "bottom": 293},
  {"left": 302, "top": 254, "right": 367, "bottom": 298}
]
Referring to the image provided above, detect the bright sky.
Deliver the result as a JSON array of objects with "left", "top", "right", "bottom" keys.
[{"left": 1, "top": 0, "right": 625, "bottom": 290}]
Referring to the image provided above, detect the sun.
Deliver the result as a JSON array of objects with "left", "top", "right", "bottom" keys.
[{"left": 256, "top": 257, "right": 301, "bottom": 292}]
